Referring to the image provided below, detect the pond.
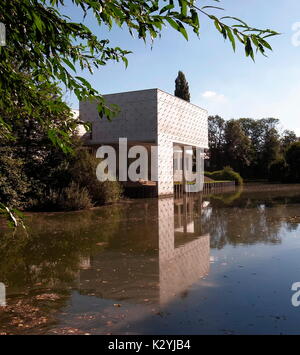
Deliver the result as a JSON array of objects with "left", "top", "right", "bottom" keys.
[{"left": 1, "top": 184, "right": 300, "bottom": 335}]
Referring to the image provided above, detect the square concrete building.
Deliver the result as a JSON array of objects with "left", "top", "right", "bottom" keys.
[{"left": 80, "top": 89, "right": 208, "bottom": 196}]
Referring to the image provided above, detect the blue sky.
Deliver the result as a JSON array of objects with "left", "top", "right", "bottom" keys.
[{"left": 63, "top": 0, "right": 300, "bottom": 135}]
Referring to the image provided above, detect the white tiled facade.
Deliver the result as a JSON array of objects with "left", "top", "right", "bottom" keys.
[
  {"left": 156, "top": 90, "right": 208, "bottom": 195},
  {"left": 79, "top": 89, "right": 208, "bottom": 196},
  {"left": 80, "top": 90, "right": 157, "bottom": 143}
]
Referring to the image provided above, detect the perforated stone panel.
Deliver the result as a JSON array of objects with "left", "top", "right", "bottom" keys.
[
  {"left": 157, "top": 90, "right": 208, "bottom": 195},
  {"left": 80, "top": 90, "right": 157, "bottom": 144}
]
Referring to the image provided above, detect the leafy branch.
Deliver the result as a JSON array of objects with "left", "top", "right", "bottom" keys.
[
  {"left": 0, "top": 1, "right": 279, "bottom": 152},
  {"left": 193, "top": 1, "right": 279, "bottom": 59}
]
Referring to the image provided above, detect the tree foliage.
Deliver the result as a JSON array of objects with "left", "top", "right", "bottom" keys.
[
  {"left": 207, "top": 115, "right": 225, "bottom": 169},
  {"left": 224, "top": 119, "right": 251, "bottom": 172},
  {"left": 269, "top": 158, "right": 287, "bottom": 183},
  {"left": 205, "top": 166, "right": 243, "bottom": 186},
  {"left": 0, "top": 81, "right": 76, "bottom": 211},
  {"left": 285, "top": 142, "right": 300, "bottom": 182},
  {"left": 0, "top": 82, "right": 123, "bottom": 213},
  {"left": 207, "top": 116, "right": 299, "bottom": 180},
  {"left": 69, "top": 149, "right": 123, "bottom": 205},
  {"left": 268, "top": 143, "right": 300, "bottom": 183},
  {"left": 175, "top": 70, "right": 191, "bottom": 102},
  {"left": 0, "top": 148, "right": 30, "bottom": 210},
  {"left": 0, "top": 0, "right": 279, "bottom": 150},
  {"left": 281, "top": 130, "right": 298, "bottom": 152}
]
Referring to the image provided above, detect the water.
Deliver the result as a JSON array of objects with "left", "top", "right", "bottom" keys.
[{"left": 1, "top": 185, "right": 300, "bottom": 334}]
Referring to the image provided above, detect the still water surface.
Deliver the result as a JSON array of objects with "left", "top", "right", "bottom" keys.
[{"left": 1, "top": 185, "right": 300, "bottom": 334}]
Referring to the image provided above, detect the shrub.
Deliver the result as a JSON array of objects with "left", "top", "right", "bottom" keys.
[
  {"left": 0, "top": 147, "right": 31, "bottom": 209},
  {"left": 91, "top": 180, "right": 123, "bottom": 204},
  {"left": 57, "top": 182, "right": 93, "bottom": 211},
  {"left": 205, "top": 166, "right": 243, "bottom": 186},
  {"left": 34, "top": 183, "right": 92, "bottom": 211},
  {"left": 35, "top": 189, "right": 61, "bottom": 211},
  {"left": 69, "top": 149, "right": 123, "bottom": 205}
]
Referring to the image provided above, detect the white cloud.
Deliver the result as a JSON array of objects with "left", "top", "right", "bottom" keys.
[
  {"left": 202, "top": 91, "right": 217, "bottom": 98},
  {"left": 198, "top": 85, "right": 300, "bottom": 137},
  {"left": 201, "top": 90, "right": 227, "bottom": 103}
]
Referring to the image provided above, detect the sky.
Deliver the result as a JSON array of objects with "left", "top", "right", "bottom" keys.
[{"left": 63, "top": 0, "right": 300, "bottom": 136}]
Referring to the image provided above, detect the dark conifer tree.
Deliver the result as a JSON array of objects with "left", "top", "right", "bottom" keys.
[{"left": 174, "top": 71, "right": 191, "bottom": 102}]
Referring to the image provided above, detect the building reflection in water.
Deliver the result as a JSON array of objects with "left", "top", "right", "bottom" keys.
[
  {"left": 78, "top": 196, "right": 210, "bottom": 306},
  {"left": 159, "top": 196, "right": 210, "bottom": 305}
]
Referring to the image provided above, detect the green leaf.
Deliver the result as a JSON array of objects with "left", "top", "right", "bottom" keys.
[
  {"left": 190, "top": 9, "right": 200, "bottom": 30},
  {"left": 32, "top": 13, "right": 44, "bottom": 32},
  {"left": 159, "top": 2, "right": 174, "bottom": 15},
  {"left": 179, "top": 0, "right": 187, "bottom": 17},
  {"left": 75, "top": 76, "right": 92, "bottom": 89},
  {"left": 179, "top": 23, "right": 188, "bottom": 41},
  {"left": 226, "top": 27, "right": 236, "bottom": 51},
  {"left": 122, "top": 56, "right": 129, "bottom": 68},
  {"left": 166, "top": 18, "right": 180, "bottom": 31},
  {"left": 202, "top": 6, "right": 225, "bottom": 11},
  {"left": 258, "top": 37, "right": 273, "bottom": 51},
  {"left": 62, "top": 58, "right": 76, "bottom": 72},
  {"left": 245, "top": 37, "right": 254, "bottom": 61}
]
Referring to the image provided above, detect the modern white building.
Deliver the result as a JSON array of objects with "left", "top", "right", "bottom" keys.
[{"left": 79, "top": 88, "right": 208, "bottom": 196}]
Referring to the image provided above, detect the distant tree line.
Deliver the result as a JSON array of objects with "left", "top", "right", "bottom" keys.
[{"left": 207, "top": 116, "right": 300, "bottom": 182}]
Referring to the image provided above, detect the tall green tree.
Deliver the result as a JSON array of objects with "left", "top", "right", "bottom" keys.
[
  {"left": 285, "top": 142, "right": 300, "bottom": 182},
  {"left": 207, "top": 115, "right": 226, "bottom": 170},
  {"left": 262, "top": 127, "right": 281, "bottom": 171},
  {"left": 259, "top": 118, "right": 281, "bottom": 176},
  {"left": 224, "top": 119, "right": 252, "bottom": 173},
  {"left": 0, "top": 80, "right": 78, "bottom": 211},
  {"left": 174, "top": 71, "right": 191, "bottom": 102},
  {"left": 281, "top": 130, "right": 298, "bottom": 152},
  {"left": 238, "top": 117, "right": 281, "bottom": 178}
]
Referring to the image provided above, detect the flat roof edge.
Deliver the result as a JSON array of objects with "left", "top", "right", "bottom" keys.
[{"left": 102, "top": 88, "right": 207, "bottom": 113}]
